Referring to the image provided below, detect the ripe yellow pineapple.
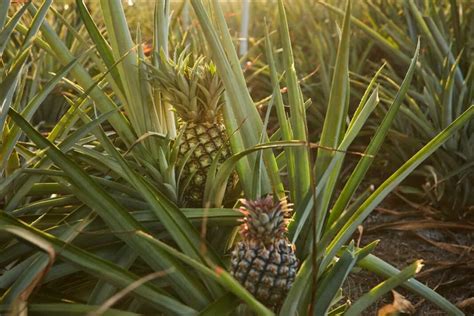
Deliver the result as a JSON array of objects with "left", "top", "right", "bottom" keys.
[
  {"left": 231, "top": 195, "right": 298, "bottom": 310},
  {"left": 152, "top": 54, "right": 235, "bottom": 206}
]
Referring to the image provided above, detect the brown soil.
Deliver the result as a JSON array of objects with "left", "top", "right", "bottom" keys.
[{"left": 344, "top": 196, "right": 474, "bottom": 315}]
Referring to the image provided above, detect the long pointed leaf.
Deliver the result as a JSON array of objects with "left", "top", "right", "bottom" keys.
[
  {"left": 8, "top": 108, "right": 211, "bottom": 307},
  {"left": 0, "top": 212, "right": 196, "bottom": 315}
]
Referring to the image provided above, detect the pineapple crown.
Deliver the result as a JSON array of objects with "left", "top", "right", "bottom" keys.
[
  {"left": 239, "top": 195, "right": 291, "bottom": 245},
  {"left": 151, "top": 51, "right": 225, "bottom": 124}
]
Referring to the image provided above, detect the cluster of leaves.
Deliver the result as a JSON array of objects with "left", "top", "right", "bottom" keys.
[
  {"left": 0, "top": 0, "right": 471, "bottom": 315},
  {"left": 354, "top": 0, "right": 473, "bottom": 218},
  {"left": 242, "top": 0, "right": 473, "bottom": 218}
]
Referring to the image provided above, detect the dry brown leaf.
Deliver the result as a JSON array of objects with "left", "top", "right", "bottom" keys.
[
  {"left": 415, "top": 233, "right": 474, "bottom": 256},
  {"left": 367, "top": 219, "right": 474, "bottom": 233},
  {"left": 377, "top": 290, "right": 415, "bottom": 316},
  {"left": 456, "top": 297, "right": 474, "bottom": 311}
]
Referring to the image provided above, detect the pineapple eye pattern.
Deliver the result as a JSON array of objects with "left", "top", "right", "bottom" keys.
[{"left": 231, "top": 196, "right": 298, "bottom": 310}]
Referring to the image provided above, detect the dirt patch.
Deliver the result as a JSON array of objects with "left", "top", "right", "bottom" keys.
[{"left": 344, "top": 197, "right": 474, "bottom": 315}]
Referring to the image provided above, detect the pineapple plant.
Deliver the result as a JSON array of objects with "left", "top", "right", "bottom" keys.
[
  {"left": 1, "top": 1, "right": 469, "bottom": 315},
  {"left": 150, "top": 54, "right": 236, "bottom": 206},
  {"left": 231, "top": 195, "right": 299, "bottom": 310}
]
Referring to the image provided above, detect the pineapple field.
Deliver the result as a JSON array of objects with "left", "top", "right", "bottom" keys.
[{"left": 1, "top": 0, "right": 473, "bottom": 315}]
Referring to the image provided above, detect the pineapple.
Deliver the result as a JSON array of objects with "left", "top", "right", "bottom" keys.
[
  {"left": 152, "top": 54, "right": 235, "bottom": 206},
  {"left": 231, "top": 195, "right": 298, "bottom": 310}
]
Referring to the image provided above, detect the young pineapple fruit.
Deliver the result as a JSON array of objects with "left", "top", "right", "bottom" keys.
[
  {"left": 231, "top": 195, "right": 298, "bottom": 310},
  {"left": 153, "top": 54, "right": 235, "bottom": 206}
]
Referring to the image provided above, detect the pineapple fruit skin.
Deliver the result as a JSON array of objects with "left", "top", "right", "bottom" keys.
[
  {"left": 231, "top": 238, "right": 298, "bottom": 309},
  {"left": 179, "top": 122, "right": 232, "bottom": 206},
  {"left": 230, "top": 196, "right": 298, "bottom": 310}
]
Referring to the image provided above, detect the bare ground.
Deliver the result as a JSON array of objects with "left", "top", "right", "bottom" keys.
[{"left": 344, "top": 196, "right": 474, "bottom": 315}]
